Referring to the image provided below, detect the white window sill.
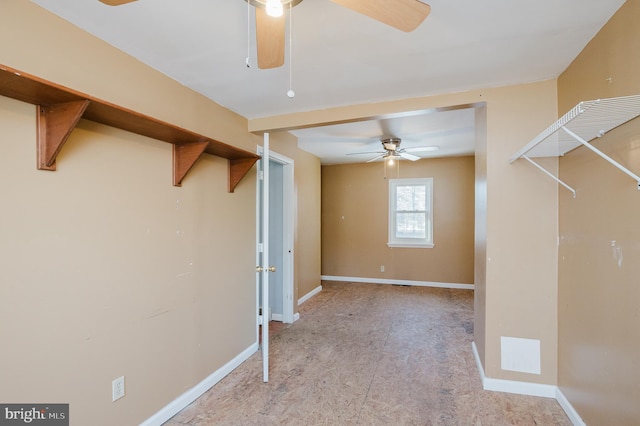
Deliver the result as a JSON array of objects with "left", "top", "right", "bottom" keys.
[{"left": 387, "top": 242, "right": 435, "bottom": 249}]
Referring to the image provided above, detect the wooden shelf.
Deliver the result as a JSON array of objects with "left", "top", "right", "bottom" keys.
[{"left": 0, "top": 64, "right": 259, "bottom": 192}]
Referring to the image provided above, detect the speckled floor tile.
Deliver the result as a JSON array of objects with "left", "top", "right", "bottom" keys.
[{"left": 165, "top": 281, "right": 571, "bottom": 426}]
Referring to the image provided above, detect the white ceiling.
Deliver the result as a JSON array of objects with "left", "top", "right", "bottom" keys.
[{"left": 30, "top": 0, "right": 625, "bottom": 164}]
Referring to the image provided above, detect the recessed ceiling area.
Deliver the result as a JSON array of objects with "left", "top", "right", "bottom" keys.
[{"left": 292, "top": 106, "right": 476, "bottom": 165}]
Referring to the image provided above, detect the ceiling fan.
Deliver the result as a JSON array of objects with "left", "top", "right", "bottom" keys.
[
  {"left": 349, "top": 138, "right": 439, "bottom": 163},
  {"left": 98, "top": 0, "right": 431, "bottom": 69}
]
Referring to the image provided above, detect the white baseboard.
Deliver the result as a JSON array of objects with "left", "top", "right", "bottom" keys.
[
  {"left": 471, "top": 342, "right": 583, "bottom": 425},
  {"left": 298, "top": 285, "right": 322, "bottom": 305},
  {"left": 321, "top": 275, "right": 474, "bottom": 290},
  {"left": 140, "top": 342, "right": 259, "bottom": 426},
  {"left": 471, "top": 341, "right": 486, "bottom": 383},
  {"left": 293, "top": 312, "right": 300, "bottom": 322},
  {"left": 483, "top": 376, "right": 557, "bottom": 398},
  {"left": 556, "top": 387, "right": 586, "bottom": 426}
]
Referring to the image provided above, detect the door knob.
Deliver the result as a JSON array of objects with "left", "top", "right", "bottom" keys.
[
  {"left": 256, "top": 266, "right": 276, "bottom": 272},
  {"left": 256, "top": 266, "right": 263, "bottom": 272}
]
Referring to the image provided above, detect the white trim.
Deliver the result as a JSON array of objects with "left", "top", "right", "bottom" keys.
[
  {"left": 321, "top": 275, "right": 474, "bottom": 290},
  {"left": 472, "top": 342, "right": 584, "bottom": 425},
  {"left": 556, "top": 387, "right": 587, "bottom": 426},
  {"left": 483, "top": 376, "right": 557, "bottom": 398},
  {"left": 471, "top": 341, "right": 486, "bottom": 383},
  {"left": 298, "top": 285, "right": 322, "bottom": 305},
  {"left": 140, "top": 342, "right": 259, "bottom": 426},
  {"left": 387, "top": 242, "right": 435, "bottom": 248},
  {"left": 293, "top": 312, "right": 300, "bottom": 322},
  {"left": 472, "top": 341, "right": 554, "bottom": 397}
]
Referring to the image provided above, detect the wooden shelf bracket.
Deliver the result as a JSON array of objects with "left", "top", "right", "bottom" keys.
[
  {"left": 173, "top": 141, "right": 209, "bottom": 186},
  {"left": 37, "top": 100, "right": 90, "bottom": 170},
  {"left": 229, "top": 157, "right": 260, "bottom": 193}
]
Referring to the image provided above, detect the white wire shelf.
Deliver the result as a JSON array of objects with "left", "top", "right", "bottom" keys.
[
  {"left": 511, "top": 95, "right": 640, "bottom": 161},
  {"left": 510, "top": 94, "right": 640, "bottom": 197}
]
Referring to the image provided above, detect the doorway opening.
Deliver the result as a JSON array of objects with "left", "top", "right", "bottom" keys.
[{"left": 256, "top": 147, "right": 295, "bottom": 335}]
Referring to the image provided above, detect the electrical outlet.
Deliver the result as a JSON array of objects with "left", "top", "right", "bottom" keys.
[
  {"left": 112, "top": 376, "right": 125, "bottom": 402},
  {"left": 380, "top": 265, "right": 385, "bottom": 272}
]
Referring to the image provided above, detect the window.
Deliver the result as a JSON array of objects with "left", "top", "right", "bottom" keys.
[{"left": 388, "top": 178, "right": 433, "bottom": 248}]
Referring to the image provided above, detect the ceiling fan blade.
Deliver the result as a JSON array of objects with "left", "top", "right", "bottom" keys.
[
  {"left": 330, "top": 0, "right": 430, "bottom": 32},
  {"left": 99, "top": 0, "right": 137, "bottom": 5},
  {"left": 366, "top": 154, "right": 385, "bottom": 163},
  {"left": 403, "top": 145, "right": 440, "bottom": 152},
  {"left": 347, "top": 150, "right": 385, "bottom": 156},
  {"left": 256, "top": 7, "right": 285, "bottom": 69},
  {"left": 399, "top": 152, "right": 421, "bottom": 161}
]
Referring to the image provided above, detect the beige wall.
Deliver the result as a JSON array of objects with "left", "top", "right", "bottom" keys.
[
  {"left": 557, "top": 0, "right": 640, "bottom": 423},
  {"left": 0, "top": 97, "right": 256, "bottom": 425},
  {"left": 0, "top": 1, "right": 320, "bottom": 425},
  {"left": 251, "top": 80, "right": 560, "bottom": 384},
  {"left": 321, "top": 156, "right": 475, "bottom": 284}
]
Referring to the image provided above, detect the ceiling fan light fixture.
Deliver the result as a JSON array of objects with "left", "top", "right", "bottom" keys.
[
  {"left": 386, "top": 152, "right": 400, "bottom": 164},
  {"left": 266, "top": 0, "right": 284, "bottom": 17}
]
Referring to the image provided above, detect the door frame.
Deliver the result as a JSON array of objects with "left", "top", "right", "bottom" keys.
[{"left": 256, "top": 146, "right": 295, "bottom": 327}]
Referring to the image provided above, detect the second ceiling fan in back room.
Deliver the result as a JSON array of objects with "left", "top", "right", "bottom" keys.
[
  {"left": 348, "top": 138, "right": 439, "bottom": 163},
  {"left": 98, "top": 0, "right": 431, "bottom": 69}
]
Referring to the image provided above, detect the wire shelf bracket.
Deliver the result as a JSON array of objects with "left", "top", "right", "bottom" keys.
[{"left": 510, "top": 95, "right": 640, "bottom": 196}]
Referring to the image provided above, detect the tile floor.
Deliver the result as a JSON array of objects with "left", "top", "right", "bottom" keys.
[{"left": 165, "top": 281, "right": 571, "bottom": 425}]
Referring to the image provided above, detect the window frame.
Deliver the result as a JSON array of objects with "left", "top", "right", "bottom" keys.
[{"left": 387, "top": 177, "right": 434, "bottom": 248}]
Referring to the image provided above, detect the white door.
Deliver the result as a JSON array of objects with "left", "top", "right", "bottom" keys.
[
  {"left": 256, "top": 138, "right": 295, "bottom": 383},
  {"left": 256, "top": 133, "right": 271, "bottom": 382}
]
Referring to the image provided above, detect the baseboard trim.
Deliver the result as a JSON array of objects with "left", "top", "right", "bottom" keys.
[
  {"left": 471, "top": 341, "right": 486, "bottom": 383},
  {"left": 483, "top": 376, "right": 557, "bottom": 398},
  {"left": 140, "top": 342, "right": 259, "bottom": 426},
  {"left": 321, "top": 275, "right": 474, "bottom": 290},
  {"left": 471, "top": 342, "right": 555, "bottom": 397},
  {"left": 471, "top": 342, "right": 583, "bottom": 425},
  {"left": 556, "top": 387, "right": 586, "bottom": 426},
  {"left": 298, "top": 285, "right": 322, "bottom": 305}
]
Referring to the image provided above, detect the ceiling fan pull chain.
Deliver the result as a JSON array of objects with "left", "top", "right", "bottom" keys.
[
  {"left": 287, "top": 1, "right": 295, "bottom": 98},
  {"left": 245, "top": 0, "right": 251, "bottom": 67}
]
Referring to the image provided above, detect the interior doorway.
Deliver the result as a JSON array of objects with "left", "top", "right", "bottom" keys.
[
  {"left": 266, "top": 153, "right": 294, "bottom": 323},
  {"left": 257, "top": 147, "right": 295, "bottom": 327}
]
